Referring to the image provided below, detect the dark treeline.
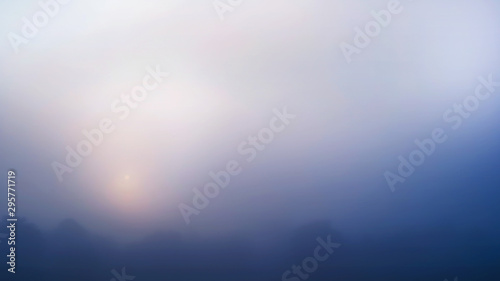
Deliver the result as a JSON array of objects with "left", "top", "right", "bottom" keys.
[{"left": 1, "top": 217, "right": 499, "bottom": 281}]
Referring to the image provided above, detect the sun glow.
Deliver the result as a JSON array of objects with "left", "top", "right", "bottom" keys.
[{"left": 104, "top": 172, "right": 145, "bottom": 211}]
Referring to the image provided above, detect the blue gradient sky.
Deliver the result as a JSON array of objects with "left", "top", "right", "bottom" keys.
[{"left": 1, "top": 0, "right": 500, "bottom": 244}]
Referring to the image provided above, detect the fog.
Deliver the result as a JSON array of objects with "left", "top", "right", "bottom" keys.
[{"left": 1, "top": 0, "right": 500, "bottom": 280}]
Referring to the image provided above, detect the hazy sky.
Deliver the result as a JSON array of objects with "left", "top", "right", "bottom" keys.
[{"left": 1, "top": 0, "right": 500, "bottom": 241}]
